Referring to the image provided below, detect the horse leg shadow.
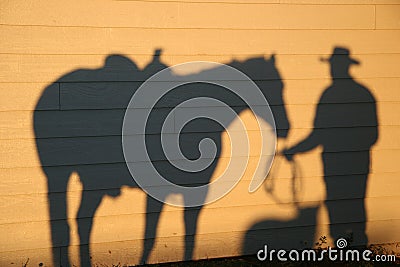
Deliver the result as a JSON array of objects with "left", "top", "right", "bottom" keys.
[
  {"left": 183, "top": 206, "right": 202, "bottom": 261},
  {"left": 76, "top": 189, "right": 104, "bottom": 266},
  {"left": 140, "top": 196, "right": 203, "bottom": 263},
  {"left": 140, "top": 196, "right": 164, "bottom": 265},
  {"left": 44, "top": 167, "right": 71, "bottom": 267}
]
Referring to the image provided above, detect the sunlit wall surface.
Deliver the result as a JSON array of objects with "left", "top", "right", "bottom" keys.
[{"left": 0, "top": 0, "right": 399, "bottom": 266}]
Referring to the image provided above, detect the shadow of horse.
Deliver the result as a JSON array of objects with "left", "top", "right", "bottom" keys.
[{"left": 33, "top": 51, "right": 289, "bottom": 266}]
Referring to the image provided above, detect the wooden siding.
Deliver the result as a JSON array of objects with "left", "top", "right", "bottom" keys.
[{"left": 1, "top": 0, "right": 400, "bottom": 266}]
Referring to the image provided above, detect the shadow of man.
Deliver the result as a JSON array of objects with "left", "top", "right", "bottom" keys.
[{"left": 284, "top": 46, "right": 379, "bottom": 247}]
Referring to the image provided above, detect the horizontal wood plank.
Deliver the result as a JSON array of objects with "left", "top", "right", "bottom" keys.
[
  {"left": 0, "top": 132, "right": 397, "bottom": 168},
  {"left": 0, "top": 26, "right": 398, "bottom": 56},
  {"left": 1, "top": 78, "right": 399, "bottom": 111},
  {"left": 2, "top": 105, "right": 394, "bottom": 139},
  {"left": 376, "top": 5, "right": 400, "bottom": 29},
  {"left": 0, "top": 156, "right": 397, "bottom": 195},
  {"left": 0, "top": 2, "right": 375, "bottom": 29},
  {"left": 0, "top": 178, "right": 398, "bottom": 225},
  {"left": 0, "top": 247, "right": 56, "bottom": 267},
  {"left": 1, "top": 220, "right": 398, "bottom": 266},
  {"left": 0, "top": 202, "right": 398, "bottom": 251},
  {"left": 0, "top": 83, "right": 59, "bottom": 112},
  {"left": 281, "top": 0, "right": 400, "bottom": 3},
  {"left": 1, "top": 54, "right": 400, "bottom": 83}
]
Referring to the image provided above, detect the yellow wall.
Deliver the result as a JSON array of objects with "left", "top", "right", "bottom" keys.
[{"left": 1, "top": 0, "right": 400, "bottom": 266}]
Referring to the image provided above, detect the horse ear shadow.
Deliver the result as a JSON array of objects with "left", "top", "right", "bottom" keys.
[{"left": 270, "top": 53, "right": 276, "bottom": 63}]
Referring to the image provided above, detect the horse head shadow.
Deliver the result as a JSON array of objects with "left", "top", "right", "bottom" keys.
[{"left": 33, "top": 50, "right": 289, "bottom": 266}]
